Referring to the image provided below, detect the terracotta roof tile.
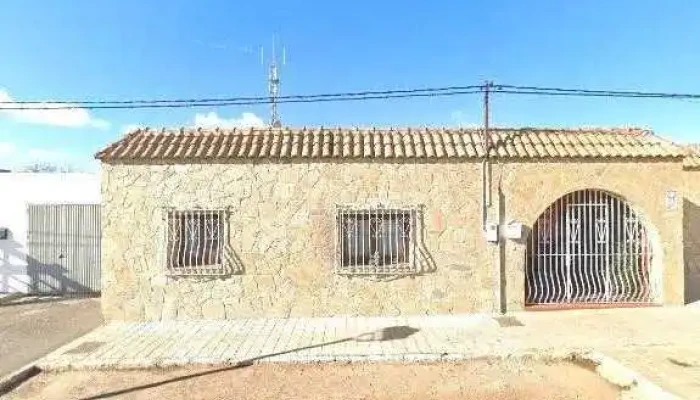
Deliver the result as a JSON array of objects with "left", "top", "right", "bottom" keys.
[
  {"left": 683, "top": 144, "right": 700, "bottom": 169},
  {"left": 96, "top": 127, "right": 686, "bottom": 163}
]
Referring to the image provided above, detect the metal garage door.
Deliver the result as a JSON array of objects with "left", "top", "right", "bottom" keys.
[{"left": 27, "top": 204, "right": 101, "bottom": 295}]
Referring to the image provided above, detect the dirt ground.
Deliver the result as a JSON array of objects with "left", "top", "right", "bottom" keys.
[
  {"left": 0, "top": 297, "right": 102, "bottom": 376},
  {"left": 7, "top": 360, "right": 620, "bottom": 400}
]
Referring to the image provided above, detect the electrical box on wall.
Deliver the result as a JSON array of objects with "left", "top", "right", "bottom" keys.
[
  {"left": 485, "top": 223, "right": 499, "bottom": 242},
  {"left": 505, "top": 221, "right": 524, "bottom": 240},
  {"left": 665, "top": 190, "right": 678, "bottom": 210}
]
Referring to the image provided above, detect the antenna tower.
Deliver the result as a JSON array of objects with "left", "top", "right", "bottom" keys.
[{"left": 263, "top": 36, "right": 285, "bottom": 128}]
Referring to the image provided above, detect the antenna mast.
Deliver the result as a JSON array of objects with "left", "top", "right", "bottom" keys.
[{"left": 265, "top": 36, "right": 284, "bottom": 128}]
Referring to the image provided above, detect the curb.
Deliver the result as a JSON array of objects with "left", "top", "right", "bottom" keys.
[
  {"left": 38, "top": 349, "right": 569, "bottom": 372},
  {"left": 575, "top": 352, "right": 685, "bottom": 400},
  {"left": 35, "top": 347, "right": 687, "bottom": 400},
  {"left": 0, "top": 364, "right": 41, "bottom": 396},
  {"left": 0, "top": 293, "right": 23, "bottom": 306}
]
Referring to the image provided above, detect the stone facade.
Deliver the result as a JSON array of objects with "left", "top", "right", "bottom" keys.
[
  {"left": 684, "top": 168, "right": 700, "bottom": 303},
  {"left": 101, "top": 159, "right": 690, "bottom": 321}
]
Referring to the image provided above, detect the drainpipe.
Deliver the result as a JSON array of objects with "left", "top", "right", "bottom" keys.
[
  {"left": 497, "top": 166, "right": 506, "bottom": 314},
  {"left": 481, "top": 158, "right": 488, "bottom": 231}
]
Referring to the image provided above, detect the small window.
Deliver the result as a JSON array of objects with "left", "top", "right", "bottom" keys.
[
  {"left": 165, "top": 209, "right": 227, "bottom": 276},
  {"left": 336, "top": 205, "right": 418, "bottom": 276}
]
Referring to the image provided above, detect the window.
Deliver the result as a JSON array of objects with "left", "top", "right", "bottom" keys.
[
  {"left": 165, "top": 209, "right": 227, "bottom": 276},
  {"left": 335, "top": 205, "right": 418, "bottom": 276}
]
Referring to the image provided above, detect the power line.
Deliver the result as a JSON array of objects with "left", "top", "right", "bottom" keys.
[
  {"left": 1, "top": 83, "right": 700, "bottom": 110},
  {"left": 0, "top": 85, "right": 483, "bottom": 106},
  {"left": 0, "top": 89, "right": 485, "bottom": 110},
  {"left": 494, "top": 89, "right": 671, "bottom": 98},
  {"left": 496, "top": 84, "right": 700, "bottom": 99}
]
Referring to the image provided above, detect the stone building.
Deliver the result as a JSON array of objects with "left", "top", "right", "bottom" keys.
[{"left": 96, "top": 127, "right": 700, "bottom": 321}]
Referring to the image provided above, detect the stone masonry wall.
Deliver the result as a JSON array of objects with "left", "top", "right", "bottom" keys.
[
  {"left": 499, "top": 160, "right": 685, "bottom": 310},
  {"left": 684, "top": 169, "right": 700, "bottom": 304},
  {"left": 101, "top": 159, "right": 686, "bottom": 321}
]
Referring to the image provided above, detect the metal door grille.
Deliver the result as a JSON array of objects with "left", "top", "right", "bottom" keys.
[{"left": 526, "top": 190, "right": 653, "bottom": 305}]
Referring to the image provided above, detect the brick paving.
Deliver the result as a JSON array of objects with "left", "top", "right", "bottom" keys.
[{"left": 38, "top": 306, "right": 700, "bottom": 399}]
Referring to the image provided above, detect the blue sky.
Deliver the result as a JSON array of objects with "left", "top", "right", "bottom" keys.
[{"left": 1, "top": 1, "right": 700, "bottom": 171}]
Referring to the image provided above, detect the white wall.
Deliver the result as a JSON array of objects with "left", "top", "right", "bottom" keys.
[{"left": 0, "top": 173, "right": 100, "bottom": 293}]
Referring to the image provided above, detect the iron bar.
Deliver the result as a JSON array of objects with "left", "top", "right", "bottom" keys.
[
  {"left": 335, "top": 205, "right": 419, "bottom": 276},
  {"left": 165, "top": 209, "right": 227, "bottom": 276},
  {"left": 526, "top": 190, "right": 653, "bottom": 305}
]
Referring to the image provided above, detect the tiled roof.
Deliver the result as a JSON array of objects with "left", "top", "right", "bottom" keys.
[
  {"left": 96, "top": 127, "right": 686, "bottom": 162},
  {"left": 684, "top": 144, "right": 700, "bottom": 169}
]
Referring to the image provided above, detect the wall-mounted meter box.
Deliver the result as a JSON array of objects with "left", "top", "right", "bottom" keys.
[
  {"left": 485, "top": 223, "right": 499, "bottom": 243},
  {"left": 505, "top": 221, "right": 524, "bottom": 240},
  {"left": 665, "top": 190, "right": 678, "bottom": 211}
]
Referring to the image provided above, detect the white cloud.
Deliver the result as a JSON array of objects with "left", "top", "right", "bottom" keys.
[
  {"left": 0, "top": 139, "right": 98, "bottom": 172},
  {"left": 0, "top": 141, "right": 17, "bottom": 157},
  {"left": 0, "top": 89, "right": 110, "bottom": 129},
  {"left": 193, "top": 111, "right": 265, "bottom": 128},
  {"left": 27, "top": 148, "right": 70, "bottom": 161},
  {"left": 29, "top": 147, "right": 98, "bottom": 172}
]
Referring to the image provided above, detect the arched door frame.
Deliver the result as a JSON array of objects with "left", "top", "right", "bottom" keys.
[{"left": 525, "top": 188, "right": 662, "bottom": 307}]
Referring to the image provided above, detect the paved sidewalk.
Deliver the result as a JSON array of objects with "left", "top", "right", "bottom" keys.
[
  {"left": 0, "top": 297, "right": 102, "bottom": 377},
  {"left": 607, "top": 345, "right": 700, "bottom": 399},
  {"left": 39, "top": 306, "right": 700, "bottom": 399}
]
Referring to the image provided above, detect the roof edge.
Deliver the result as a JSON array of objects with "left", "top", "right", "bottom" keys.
[{"left": 94, "top": 125, "right": 687, "bottom": 162}]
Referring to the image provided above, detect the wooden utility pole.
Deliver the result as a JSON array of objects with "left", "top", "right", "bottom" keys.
[
  {"left": 483, "top": 81, "right": 494, "bottom": 206},
  {"left": 483, "top": 81, "right": 492, "bottom": 153},
  {"left": 482, "top": 80, "right": 505, "bottom": 314}
]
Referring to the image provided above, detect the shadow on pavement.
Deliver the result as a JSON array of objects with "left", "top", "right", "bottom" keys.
[
  {"left": 0, "top": 294, "right": 99, "bottom": 308},
  {"left": 80, "top": 325, "right": 420, "bottom": 400}
]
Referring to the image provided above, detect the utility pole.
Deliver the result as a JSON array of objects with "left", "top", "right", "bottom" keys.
[
  {"left": 483, "top": 81, "right": 493, "bottom": 206},
  {"left": 483, "top": 80, "right": 493, "bottom": 156},
  {"left": 482, "top": 80, "right": 506, "bottom": 314}
]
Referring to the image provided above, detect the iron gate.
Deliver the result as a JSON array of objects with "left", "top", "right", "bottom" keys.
[
  {"left": 27, "top": 204, "right": 101, "bottom": 295},
  {"left": 526, "top": 190, "right": 653, "bottom": 306}
]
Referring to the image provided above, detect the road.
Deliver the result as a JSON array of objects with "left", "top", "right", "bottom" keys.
[{"left": 0, "top": 297, "right": 102, "bottom": 377}]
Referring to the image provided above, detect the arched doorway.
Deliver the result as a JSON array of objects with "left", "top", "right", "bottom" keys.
[{"left": 525, "top": 189, "right": 655, "bottom": 306}]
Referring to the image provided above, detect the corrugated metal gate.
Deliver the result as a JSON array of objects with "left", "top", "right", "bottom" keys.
[{"left": 27, "top": 204, "right": 101, "bottom": 295}]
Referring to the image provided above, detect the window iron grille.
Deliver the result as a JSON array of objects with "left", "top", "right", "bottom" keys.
[
  {"left": 164, "top": 209, "right": 228, "bottom": 276},
  {"left": 335, "top": 205, "right": 419, "bottom": 276}
]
